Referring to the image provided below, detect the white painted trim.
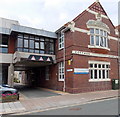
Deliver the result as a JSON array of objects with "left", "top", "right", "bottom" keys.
[
  {"left": 0, "top": 44, "right": 8, "bottom": 47},
  {"left": 58, "top": 79, "right": 64, "bottom": 82},
  {"left": 72, "top": 50, "right": 118, "bottom": 59},
  {"left": 67, "top": 23, "right": 118, "bottom": 42},
  {"left": 0, "top": 53, "right": 13, "bottom": 63},
  {"left": 73, "top": 27, "right": 118, "bottom": 42},
  {"left": 108, "top": 36, "right": 118, "bottom": 41},
  {"left": 86, "top": 8, "right": 109, "bottom": 19},
  {"left": 87, "top": 25, "right": 110, "bottom": 34},
  {"left": 74, "top": 27, "right": 89, "bottom": 34},
  {"left": 89, "top": 79, "right": 111, "bottom": 82},
  {"left": 88, "top": 60, "right": 110, "bottom": 65},
  {"left": 13, "top": 51, "right": 56, "bottom": 63},
  {"left": 88, "top": 45, "right": 110, "bottom": 51}
]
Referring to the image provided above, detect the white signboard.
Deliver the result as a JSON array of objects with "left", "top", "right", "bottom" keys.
[
  {"left": 67, "top": 69, "right": 73, "bottom": 72},
  {"left": 74, "top": 68, "right": 89, "bottom": 74}
]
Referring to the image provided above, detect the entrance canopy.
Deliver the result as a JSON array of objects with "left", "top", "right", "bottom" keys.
[
  {"left": 13, "top": 52, "right": 56, "bottom": 70},
  {"left": 28, "top": 55, "right": 53, "bottom": 63}
]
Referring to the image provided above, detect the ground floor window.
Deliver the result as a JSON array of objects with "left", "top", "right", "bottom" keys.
[
  {"left": 89, "top": 61, "right": 110, "bottom": 81},
  {"left": 58, "top": 62, "right": 64, "bottom": 81}
]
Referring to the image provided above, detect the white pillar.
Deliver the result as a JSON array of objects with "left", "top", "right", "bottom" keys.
[{"left": 8, "top": 64, "right": 14, "bottom": 87}]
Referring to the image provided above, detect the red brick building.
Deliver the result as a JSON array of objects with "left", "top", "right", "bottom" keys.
[{"left": 0, "top": 1, "right": 119, "bottom": 93}]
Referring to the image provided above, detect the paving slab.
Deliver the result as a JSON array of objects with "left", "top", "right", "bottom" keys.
[
  {"left": 1, "top": 90, "right": 119, "bottom": 115},
  {"left": 0, "top": 101, "right": 26, "bottom": 115}
]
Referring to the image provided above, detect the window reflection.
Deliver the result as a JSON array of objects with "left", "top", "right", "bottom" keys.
[
  {"left": 0, "top": 35, "right": 8, "bottom": 53},
  {"left": 24, "top": 40, "right": 28, "bottom": 48},
  {"left": 16, "top": 34, "right": 55, "bottom": 55}
]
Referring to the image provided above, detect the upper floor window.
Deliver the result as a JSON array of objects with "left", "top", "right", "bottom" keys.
[
  {"left": 0, "top": 35, "right": 8, "bottom": 53},
  {"left": 58, "top": 32, "right": 64, "bottom": 50},
  {"left": 90, "top": 28, "right": 108, "bottom": 48},
  {"left": 16, "top": 34, "right": 55, "bottom": 55}
]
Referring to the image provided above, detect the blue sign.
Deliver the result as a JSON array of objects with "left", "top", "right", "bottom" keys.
[{"left": 74, "top": 68, "right": 89, "bottom": 74}]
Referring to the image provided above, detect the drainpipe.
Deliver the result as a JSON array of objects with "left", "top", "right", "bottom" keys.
[
  {"left": 61, "top": 27, "right": 69, "bottom": 92},
  {"left": 61, "top": 29, "right": 66, "bottom": 92},
  {"left": 118, "top": 29, "right": 120, "bottom": 85},
  {"left": 61, "top": 21, "right": 75, "bottom": 92},
  {"left": 63, "top": 32, "right": 66, "bottom": 92},
  {"left": 118, "top": 3, "right": 120, "bottom": 89}
]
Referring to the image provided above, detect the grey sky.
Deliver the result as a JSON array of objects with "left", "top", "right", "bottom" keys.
[{"left": 0, "top": 0, "right": 118, "bottom": 31}]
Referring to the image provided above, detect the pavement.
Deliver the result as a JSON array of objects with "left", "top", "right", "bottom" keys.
[
  {"left": 29, "top": 98, "right": 118, "bottom": 115},
  {"left": 0, "top": 89, "right": 119, "bottom": 115}
]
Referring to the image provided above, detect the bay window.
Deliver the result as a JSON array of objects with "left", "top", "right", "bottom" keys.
[{"left": 90, "top": 28, "right": 108, "bottom": 48}]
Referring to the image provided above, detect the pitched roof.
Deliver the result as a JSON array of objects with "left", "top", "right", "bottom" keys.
[
  {"left": 73, "top": 1, "right": 108, "bottom": 21},
  {"left": 88, "top": 1, "right": 107, "bottom": 16},
  {"left": 73, "top": 1, "right": 115, "bottom": 29},
  {"left": 56, "top": 1, "right": 115, "bottom": 32}
]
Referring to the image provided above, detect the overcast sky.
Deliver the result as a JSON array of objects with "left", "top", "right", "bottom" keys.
[{"left": 0, "top": 0, "right": 118, "bottom": 31}]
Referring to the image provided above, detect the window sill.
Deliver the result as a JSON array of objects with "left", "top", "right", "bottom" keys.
[
  {"left": 89, "top": 79, "right": 111, "bottom": 82},
  {"left": 58, "top": 79, "right": 64, "bottom": 82},
  {"left": 58, "top": 48, "right": 64, "bottom": 51},
  {"left": 45, "top": 79, "right": 49, "bottom": 81},
  {"left": 88, "top": 45, "right": 110, "bottom": 51}
]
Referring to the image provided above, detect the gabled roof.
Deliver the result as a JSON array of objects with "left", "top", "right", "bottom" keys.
[
  {"left": 73, "top": 1, "right": 108, "bottom": 21},
  {"left": 88, "top": 1, "right": 107, "bottom": 16},
  {"left": 73, "top": 1, "right": 115, "bottom": 28},
  {"left": 56, "top": 1, "right": 116, "bottom": 33}
]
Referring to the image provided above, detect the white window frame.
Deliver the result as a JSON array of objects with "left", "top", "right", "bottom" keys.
[
  {"left": 58, "top": 62, "right": 64, "bottom": 81},
  {"left": 89, "top": 61, "right": 111, "bottom": 82},
  {"left": 58, "top": 32, "right": 64, "bottom": 50},
  {"left": 89, "top": 28, "right": 109, "bottom": 50}
]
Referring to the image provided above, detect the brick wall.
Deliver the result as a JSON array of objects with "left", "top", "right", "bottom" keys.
[{"left": 22, "top": 2, "right": 119, "bottom": 94}]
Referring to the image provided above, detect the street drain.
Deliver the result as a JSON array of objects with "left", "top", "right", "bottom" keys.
[{"left": 69, "top": 107, "right": 81, "bottom": 111}]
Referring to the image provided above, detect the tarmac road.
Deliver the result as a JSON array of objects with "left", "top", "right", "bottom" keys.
[
  {"left": 14, "top": 84, "right": 60, "bottom": 99},
  {"left": 28, "top": 98, "right": 119, "bottom": 115}
]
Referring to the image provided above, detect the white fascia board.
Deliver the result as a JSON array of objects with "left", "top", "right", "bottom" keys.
[
  {"left": 108, "top": 36, "right": 118, "bottom": 41},
  {"left": 13, "top": 51, "right": 56, "bottom": 63},
  {"left": 72, "top": 50, "right": 118, "bottom": 59},
  {"left": 74, "top": 27, "right": 89, "bottom": 35},
  {"left": 88, "top": 60, "right": 110, "bottom": 65},
  {"left": 0, "top": 53, "right": 13, "bottom": 63}
]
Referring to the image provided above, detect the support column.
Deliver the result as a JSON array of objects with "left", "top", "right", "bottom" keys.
[{"left": 8, "top": 63, "right": 14, "bottom": 87}]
